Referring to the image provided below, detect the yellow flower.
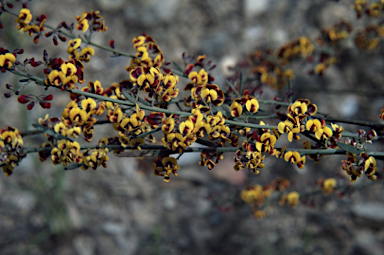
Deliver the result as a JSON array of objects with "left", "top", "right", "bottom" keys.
[
  {"left": 0, "top": 53, "right": 16, "bottom": 68},
  {"left": 16, "top": 8, "right": 32, "bottom": 24},
  {"left": 254, "top": 210, "right": 266, "bottom": 219},
  {"left": 79, "top": 47, "right": 95, "bottom": 62},
  {"left": 67, "top": 38, "right": 82, "bottom": 53},
  {"left": 287, "top": 191, "right": 300, "bottom": 207},
  {"left": 245, "top": 97, "right": 259, "bottom": 113},
  {"left": 322, "top": 178, "right": 337, "bottom": 195}
]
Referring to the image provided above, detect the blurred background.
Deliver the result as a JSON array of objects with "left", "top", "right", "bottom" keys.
[{"left": 1, "top": 0, "right": 384, "bottom": 254}]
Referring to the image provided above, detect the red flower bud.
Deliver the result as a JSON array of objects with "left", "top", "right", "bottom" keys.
[
  {"left": 109, "top": 40, "right": 115, "bottom": 48},
  {"left": 18, "top": 95, "right": 30, "bottom": 104},
  {"left": 31, "top": 60, "right": 41, "bottom": 67},
  {"left": 69, "top": 93, "right": 81, "bottom": 101},
  {"left": 27, "top": 101, "right": 34, "bottom": 110},
  {"left": 45, "top": 31, "right": 54, "bottom": 37},
  {"left": 184, "top": 64, "right": 194, "bottom": 75},
  {"left": 53, "top": 35, "right": 58, "bottom": 46},
  {"left": 39, "top": 101, "right": 51, "bottom": 109},
  {"left": 7, "top": 3, "right": 14, "bottom": 8},
  {"left": 274, "top": 96, "right": 282, "bottom": 102},
  {"left": 58, "top": 34, "right": 66, "bottom": 42},
  {"left": 42, "top": 94, "right": 53, "bottom": 100},
  {"left": 33, "top": 35, "right": 40, "bottom": 44},
  {"left": 4, "top": 93, "right": 12, "bottom": 98}
]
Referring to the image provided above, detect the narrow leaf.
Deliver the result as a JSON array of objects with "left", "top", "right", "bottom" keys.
[
  {"left": 64, "top": 163, "right": 83, "bottom": 170},
  {"left": 336, "top": 141, "right": 363, "bottom": 154},
  {"left": 173, "top": 61, "right": 184, "bottom": 74}
]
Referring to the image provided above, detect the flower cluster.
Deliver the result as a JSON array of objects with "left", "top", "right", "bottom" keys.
[
  {"left": 342, "top": 152, "right": 378, "bottom": 182},
  {"left": 352, "top": 0, "right": 384, "bottom": 18},
  {"left": 15, "top": 8, "right": 47, "bottom": 43},
  {"left": 44, "top": 58, "right": 83, "bottom": 90},
  {"left": 355, "top": 24, "right": 384, "bottom": 51},
  {"left": 235, "top": 122, "right": 279, "bottom": 173},
  {"left": 0, "top": 127, "right": 25, "bottom": 176},
  {"left": 130, "top": 34, "right": 164, "bottom": 68},
  {"left": 241, "top": 184, "right": 271, "bottom": 206},
  {"left": 230, "top": 95, "right": 259, "bottom": 117},
  {"left": 67, "top": 38, "right": 95, "bottom": 62},
  {"left": 1, "top": 3, "right": 384, "bottom": 222},
  {"left": 244, "top": 49, "right": 295, "bottom": 90},
  {"left": 76, "top": 10, "right": 107, "bottom": 33},
  {"left": 241, "top": 178, "right": 291, "bottom": 219},
  {"left": 316, "top": 20, "right": 353, "bottom": 47},
  {"left": 82, "top": 147, "right": 109, "bottom": 170},
  {"left": 183, "top": 55, "right": 223, "bottom": 109},
  {"left": 278, "top": 99, "right": 318, "bottom": 142},
  {"left": 277, "top": 37, "right": 314, "bottom": 64},
  {"left": 51, "top": 140, "right": 83, "bottom": 166},
  {"left": 126, "top": 35, "right": 181, "bottom": 102},
  {"left": 153, "top": 156, "right": 180, "bottom": 182},
  {"left": 61, "top": 97, "right": 104, "bottom": 141}
]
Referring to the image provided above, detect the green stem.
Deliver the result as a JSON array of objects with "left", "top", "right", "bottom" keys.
[
  {"left": 323, "top": 117, "right": 384, "bottom": 129},
  {"left": 226, "top": 79, "right": 241, "bottom": 98},
  {"left": 21, "top": 144, "right": 384, "bottom": 158}
]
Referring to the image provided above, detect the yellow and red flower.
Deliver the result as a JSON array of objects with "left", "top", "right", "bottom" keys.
[
  {"left": 0, "top": 53, "right": 16, "bottom": 69},
  {"left": 153, "top": 156, "right": 180, "bottom": 182}
]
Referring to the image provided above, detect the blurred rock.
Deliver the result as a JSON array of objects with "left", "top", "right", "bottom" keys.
[
  {"left": 11, "top": 191, "right": 36, "bottom": 214},
  {"left": 102, "top": 222, "right": 126, "bottom": 235},
  {"left": 352, "top": 202, "right": 384, "bottom": 227},
  {"left": 161, "top": 190, "right": 177, "bottom": 210},
  {"left": 73, "top": 235, "right": 95, "bottom": 255},
  {"left": 244, "top": 0, "right": 269, "bottom": 18},
  {"left": 95, "top": 0, "right": 126, "bottom": 11},
  {"left": 354, "top": 230, "right": 384, "bottom": 255}
]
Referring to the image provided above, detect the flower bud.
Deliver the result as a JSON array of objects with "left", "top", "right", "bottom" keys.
[
  {"left": 18, "top": 95, "right": 30, "bottom": 104},
  {"left": 27, "top": 101, "right": 34, "bottom": 110}
]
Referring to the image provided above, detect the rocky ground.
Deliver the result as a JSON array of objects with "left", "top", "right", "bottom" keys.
[{"left": 1, "top": 0, "right": 384, "bottom": 254}]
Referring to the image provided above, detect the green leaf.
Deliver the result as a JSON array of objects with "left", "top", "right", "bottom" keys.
[
  {"left": 173, "top": 61, "right": 184, "bottom": 74},
  {"left": 239, "top": 72, "right": 244, "bottom": 95},
  {"left": 336, "top": 141, "right": 363, "bottom": 154},
  {"left": 121, "top": 90, "right": 151, "bottom": 106},
  {"left": 64, "top": 163, "right": 83, "bottom": 170}
]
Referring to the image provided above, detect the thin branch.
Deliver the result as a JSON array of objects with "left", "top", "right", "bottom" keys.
[
  {"left": 323, "top": 117, "right": 384, "bottom": 129},
  {"left": 258, "top": 178, "right": 384, "bottom": 210}
]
